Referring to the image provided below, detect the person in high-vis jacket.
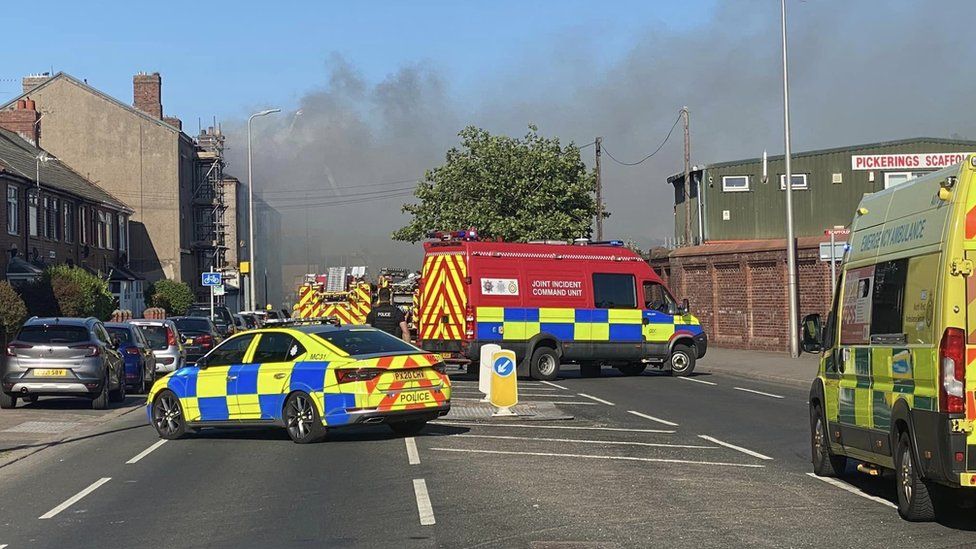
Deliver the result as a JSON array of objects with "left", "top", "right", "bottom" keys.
[{"left": 366, "top": 288, "right": 409, "bottom": 342}]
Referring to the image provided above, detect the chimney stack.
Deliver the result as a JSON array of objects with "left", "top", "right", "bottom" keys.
[
  {"left": 133, "top": 72, "right": 162, "bottom": 119},
  {"left": 22, "top": 72, "right": 51, "bottom": 94},
  {"left": 0, "top": 97, "right": 41, "bottom": 146}
]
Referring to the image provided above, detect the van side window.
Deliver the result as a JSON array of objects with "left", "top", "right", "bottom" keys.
[
  {"left": 643, "top": 282, "right": 675, "bottom": 314},
  {"left": 593, "top": 273, "right": 636, "bottom": 309},
  {"left": 870, "top": 258, "right": 909, "bottom": 337}
]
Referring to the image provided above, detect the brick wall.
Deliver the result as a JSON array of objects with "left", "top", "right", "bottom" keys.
[
  {"left": 651, "top": 237, "right": 834, "bottom": 352},
  {"left": 133, "top": 73, "right": 162, "bottom": 119},
  {"left": 0, "top": 99, "right": 39, "bottom": 145}
]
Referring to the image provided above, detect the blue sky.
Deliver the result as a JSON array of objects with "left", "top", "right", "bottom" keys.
[{"left": 2, "top": 0, "right": 716, "bottom": 128}]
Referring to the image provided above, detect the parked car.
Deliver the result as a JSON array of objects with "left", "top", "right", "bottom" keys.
[
  {"left": 237, "top": 313, "right": 258, "bottom": 330},
  {"left": 170, "top": 316, "right": 222, "bottom": 364},
  {"left": 129, "top": 319, "right": 186, "bottom": 376},
  {"left": 105, "top": 322, "right": 156, "bottom": 394},
  {"left": 186, "top": 304, "right": 236, "bottom": 338},
  {"left": 0, "top": 317, "right": 125, "bottom": 409}
]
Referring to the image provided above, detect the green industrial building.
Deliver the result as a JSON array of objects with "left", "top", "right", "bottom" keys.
[{"left": 668, "top": 137, "right": 976, "bottom": 244}]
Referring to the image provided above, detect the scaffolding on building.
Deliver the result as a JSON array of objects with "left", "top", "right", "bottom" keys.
[{"left": 192, "top": 125, "right": 227, "bottom": 301}]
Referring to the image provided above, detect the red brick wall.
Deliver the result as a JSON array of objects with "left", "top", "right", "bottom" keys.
[
  {"left": 133, "top": 73, "right": 162, "bottom": 119},
  {"left": 658, "top": 237, "right": 834, "bottom": 352},
  {"left": 0, "top": 100, "right": 39, "bottom": 144}
]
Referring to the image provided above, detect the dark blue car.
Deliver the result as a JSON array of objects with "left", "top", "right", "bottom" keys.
[{"left": 105, "top": 323, "right": 156, "bottom": 394}]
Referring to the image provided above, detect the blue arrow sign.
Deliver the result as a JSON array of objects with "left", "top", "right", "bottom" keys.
[
  {"left": 201, "top": 272, "right": 222, "bottom": 287},
  {"left": 493, "top": 356, "right": 515, "bottom": 377}
]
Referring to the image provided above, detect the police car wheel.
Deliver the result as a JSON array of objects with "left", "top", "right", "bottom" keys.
[
  {"left": 617, "top": 364, "right": 646, "bottom": 376},
  {"left": 895, "top": 432, "right": 936, "bottom": 521},
  {"left": 579, "top": 362, "right": 601, "bottom": 378},
  {"left": 810, "top": 405, "right": 845, "bottom": 477},
  {"left": 668, "top": 344, "right": 696, "bottom": 377},
  {"left": 285, "top": 392, "right": 326, "bottom": 444},
  {"left": 152, "top": 391, "right": 187, "bottom": 440},
  {"left": 530, "top": 347, "right": 560, "bottom": 381},
  {"left": 389, "top": 419, "right": 427, "bottom": 436}
]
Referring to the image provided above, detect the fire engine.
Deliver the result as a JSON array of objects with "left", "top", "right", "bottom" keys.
[
  {"left": 417, "top": 230, "right": 707, "bottom": 380},
  {"left": 292, "top": 272, "right": 372, "bottom": 325}
]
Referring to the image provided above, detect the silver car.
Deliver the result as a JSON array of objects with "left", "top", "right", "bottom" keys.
[
  {"left": 128, "top": 319, "right": 186, "bottom": 375},
  {"left": 0, "top": 317, "right": 126, "bottom": 409}
]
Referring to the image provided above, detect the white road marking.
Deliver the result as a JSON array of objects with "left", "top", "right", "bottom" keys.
[
  {"left": 698, "top": 435, "right": 773, "bottom": 460},
  {"left": 413, "top": 478, "right": 436, "bottom": 525},
  {"left": 39, "top": 477, "right": 112, "bottom": 519},
  {"left": 627, "top": 410, "right": 679, "bottom": 427},
  {"left": 429, "top": 447, "right": 764, "bottom": 468},
  {"left": 677, "top": 376, "right": 717, "bottom": 386},
  {"left": 431, "top": 421, "right": 674, "bottom": 434},
  {"left": 454, "top": 434, "right": 714, "bottom": 449},
  {"left": 1, "top": 543, "right": 8, "bottom": 548},
  {"left": 126, "top": 439, "right": 168, "bottom": 464},
  {"left": 405, "top": 437, "right": 420, "bottom": 465},
  {"left": 805, "top": 473, "right": 897, "bottom": 509},
  {"left": 577, "top": 393, "right": 615, "bottom": 406},
  {"left": 734, "top": 387, "right": 785, "bottom": 399},
  {"left": 540, "top": 380, "right": 569, "bottom": 390}
]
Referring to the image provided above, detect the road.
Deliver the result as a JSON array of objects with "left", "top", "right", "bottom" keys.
[{"left": 1, "top": 366, "right": 976, "bottom": 548}]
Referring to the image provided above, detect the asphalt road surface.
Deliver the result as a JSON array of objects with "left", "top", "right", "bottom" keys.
[{"left": 2, "top": 366, "right": 976, "bottom": 548}]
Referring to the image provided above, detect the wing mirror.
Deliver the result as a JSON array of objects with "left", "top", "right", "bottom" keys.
[
  {"left": 195, "top": 356, "right": 208, "bottom": 369},
  {"left": 676, "top": 298, "right": 690, "bottom": 316},
  {"left": 801, "top": 313, "right": 823, "bottom": 353}
]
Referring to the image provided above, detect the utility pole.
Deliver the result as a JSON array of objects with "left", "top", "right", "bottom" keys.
[
  {"left": 595, "top": 136, "right": 603, "bottom": 241},
  {"left": 681, "top": 107, "right": 692, "bottom": 246},
  {"left": 781, "top": 0, "right": 800, "bottom": 358}
]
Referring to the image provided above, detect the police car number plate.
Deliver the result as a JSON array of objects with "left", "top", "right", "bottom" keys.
[
  {"left": 439, "top": 353, "right": 453, "bottom": 360},
  {"left": 395, "top": 390, "right": 434, "bottom": 405},
  {"left": 393, "top": 370, "right": 426, "bottom": 381},
  {"left": 34, "top": 369, "right": 67, "bottom": 377}
]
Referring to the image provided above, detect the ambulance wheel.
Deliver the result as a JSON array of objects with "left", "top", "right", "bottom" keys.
[
  {"left": 895, "top": 432, "right": 937, "bottom": 522},
  {"left": 668, "top": 344, "right": 696, "bottom": 376},
  {"left": 529, "top": 347, "right": 560, "bottom": 381},
  {"left": 617, "top": 364, "right": 646, "bottom": 376},
  {"left": 810, "top": 404, "right": 846, "bottom": 477},
  {"left": 389, "top": 419, "right": 427, "bottom": 436},
  {"left": 579, "top": 362, "right": 601, "bottom": 378},
  {"left": 284, "top": 392, "right": 326, "bottom": 444}
]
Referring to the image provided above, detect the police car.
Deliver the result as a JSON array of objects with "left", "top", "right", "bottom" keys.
[{"left": 146, "top": 319, "right": 451, "bottom": 443}]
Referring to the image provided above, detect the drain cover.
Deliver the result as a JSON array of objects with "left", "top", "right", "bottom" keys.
[{"left": 3, "top": 421, "right": 83, "bottom": 434}]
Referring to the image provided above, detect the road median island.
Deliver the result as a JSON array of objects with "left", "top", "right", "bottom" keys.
[{"left": 438, "top": 400, "right": 573, "bottom": 422}]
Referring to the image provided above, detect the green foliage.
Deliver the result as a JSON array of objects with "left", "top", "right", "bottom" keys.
[
  {"left": 148, "top": 280, "right": 194, "bottom": 315},
  {"left": 394, "top": 125, "right": 605, "bottom": 243},
  {"left": 0, "top": 281, "right": 27, "bottom": 340},
  {"left": 43, "top": 265, "right": 114, "bottom": 320}
]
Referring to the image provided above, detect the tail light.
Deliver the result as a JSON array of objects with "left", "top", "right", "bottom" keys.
[
  {"left": 196, "top": 334, "right": 214, "bottom": 349},
  {"left": 5, "top": 343, "right": 31, "bottom": 357},
  {"left": 939, "top": 327, "right": 965, "bottom": 414},
  {"left": 125, "top": 347, "right": 140, "bottom": 355},
  {"left": 70, "top": 344, "right": 100, "bottom": 357},
  {"left": 166, "top": 328, "right": 177, "bottom": 347},
  {"left": 335, "top": 368, "right": 382, "bottom": 384},
  {"left": 465, "top": 304, "right": 476, "bottom": 340}
]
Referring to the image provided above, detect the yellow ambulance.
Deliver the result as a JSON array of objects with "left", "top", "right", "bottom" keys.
[{"left": 804, "top": 155, "right": 976, "bottom": 521}]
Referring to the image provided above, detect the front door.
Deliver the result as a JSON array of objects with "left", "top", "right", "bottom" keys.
[
  {"left": 642, "top": 281, "right": 677, "bottom": 354},
  {"left": 231, "top": 331, "right": 307, "bottom": 420},
  {"left": 196, "top": 334, "right": 257, "bottom": 421}
]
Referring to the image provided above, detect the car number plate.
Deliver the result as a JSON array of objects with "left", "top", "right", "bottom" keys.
[
  {"left": 395, "top": 390, "right": 434, "bottom": 405},
  {"left": 439, "top": 352, "right": 453, "bottom": 360},
  {"left": 34, "top": 369, "right": 67, "bottom": 377},
  {"left": 184, "top": 337, "right": 194, "bottom": 345},
  {"left": 393, "top": 370, "right": 427, "bottom": 381}
]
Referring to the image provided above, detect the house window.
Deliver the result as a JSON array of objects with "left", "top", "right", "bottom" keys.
[
  {"left": 779, "top": 173, "right": 809, "bottom": 190},
  {"left": 43, "top": 196, "right": 60, "bottom": 240},
  {"left": 96, "top": 211, "right": 106, "bottom": 249},
  {"left": 79, "top": 206, "right": 87, "bottom": 245},
  {"left": 118, "top": 215, "right": 127, "bottom": 255},
  {"left": 721, "top": 176, "right": 750, "bottom": 192},
  {"left": 7, "top": 185, "right": 18, "bottom": 236},
  {"left": 64, "top": 203, "right": 74, "bottom": 243},
  {"left": 105, "top": 212, "right": 114, "bottom": 250},
  {"left": 884, "top": 171, "right": 929, "bottom": 189},
  {"left": 28, "top": 190, "right": 38, "bottom": 237}
]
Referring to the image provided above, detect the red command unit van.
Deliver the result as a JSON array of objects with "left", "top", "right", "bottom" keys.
[{"left": 417, "top": 235, "right": 707, "bottom": 380}]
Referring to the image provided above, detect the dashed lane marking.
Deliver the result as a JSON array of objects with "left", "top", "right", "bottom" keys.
[
  {"left": 431, "top": 421, "right": 675, "bottom": 434},
  {"left": 805, "top": 473, "right": 897, "bottom": 509},
  {"left": 733, "top": 387, "right": 785, "bottom": 399},
  {"left": 429, "top": 447, "right": 765, "bottom": 468},
  {"left": 39, "top": 477, "right": 112, "bottom": 519},
  {"left": 698, "top": 435, "right": 773, "bottom": 460},
  {"left": 677, "top": 376, "right": 717, "bottom": 386},
  {"left": 577, "top": 393, "right": 615, "bottom": 406},
  {"left": 126, "top": 440, "right": 168, "bottom": 464},
  {"left": 452, "top": 433, "right": 715, "bottom": 449},
  {"left": 627, "top": 410, "right": 679, "bottom": 427},
  {"left": 405, "top": 437, "right": 420, "bottom": 465},
  {"left": 413, "top": 479, "right": 436, "bottom": 525},
  {"left": 540, "top": 381, "right": 569, "bottom": 390}
]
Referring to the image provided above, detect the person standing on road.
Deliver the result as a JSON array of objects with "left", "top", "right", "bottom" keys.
[{"left": 366, "top": 287, "right": 410, "bottom": 342}]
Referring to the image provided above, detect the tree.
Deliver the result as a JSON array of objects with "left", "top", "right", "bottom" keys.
[
  {"left": 148, "top": 280, "right": 194, "bottom": 315},
  {"left": 394, "top": 125, "right": 605, "bottom": 243},
  {"left": 42, "top": 265, "right": 115, "bottom": 320},
  {"left": 0, "top": 281, "right": 27, "bottom": 340}
]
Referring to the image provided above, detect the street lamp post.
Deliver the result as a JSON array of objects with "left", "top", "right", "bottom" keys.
[
  {"left": 781, "top": 0, "right": 800, "bottom": 358},
  {"left": 247, "top": 108, "right": 280, "bottom": 311}
]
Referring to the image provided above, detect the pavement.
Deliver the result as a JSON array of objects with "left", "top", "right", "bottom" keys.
[
  {"left": 1, "top": 352, "right": 975, "bottom": 548},
  {"left": 696, "top": 346, "right": 819, "bottom": 388}
]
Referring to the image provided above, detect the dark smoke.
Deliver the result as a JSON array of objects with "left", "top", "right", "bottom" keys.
[{"left": 226, "top": 0, "right": 976, "bottom": 287}]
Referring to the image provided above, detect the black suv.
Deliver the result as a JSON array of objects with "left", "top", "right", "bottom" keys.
[{"left": 186, "top": 304, "right": 236, "bottom": 338}]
